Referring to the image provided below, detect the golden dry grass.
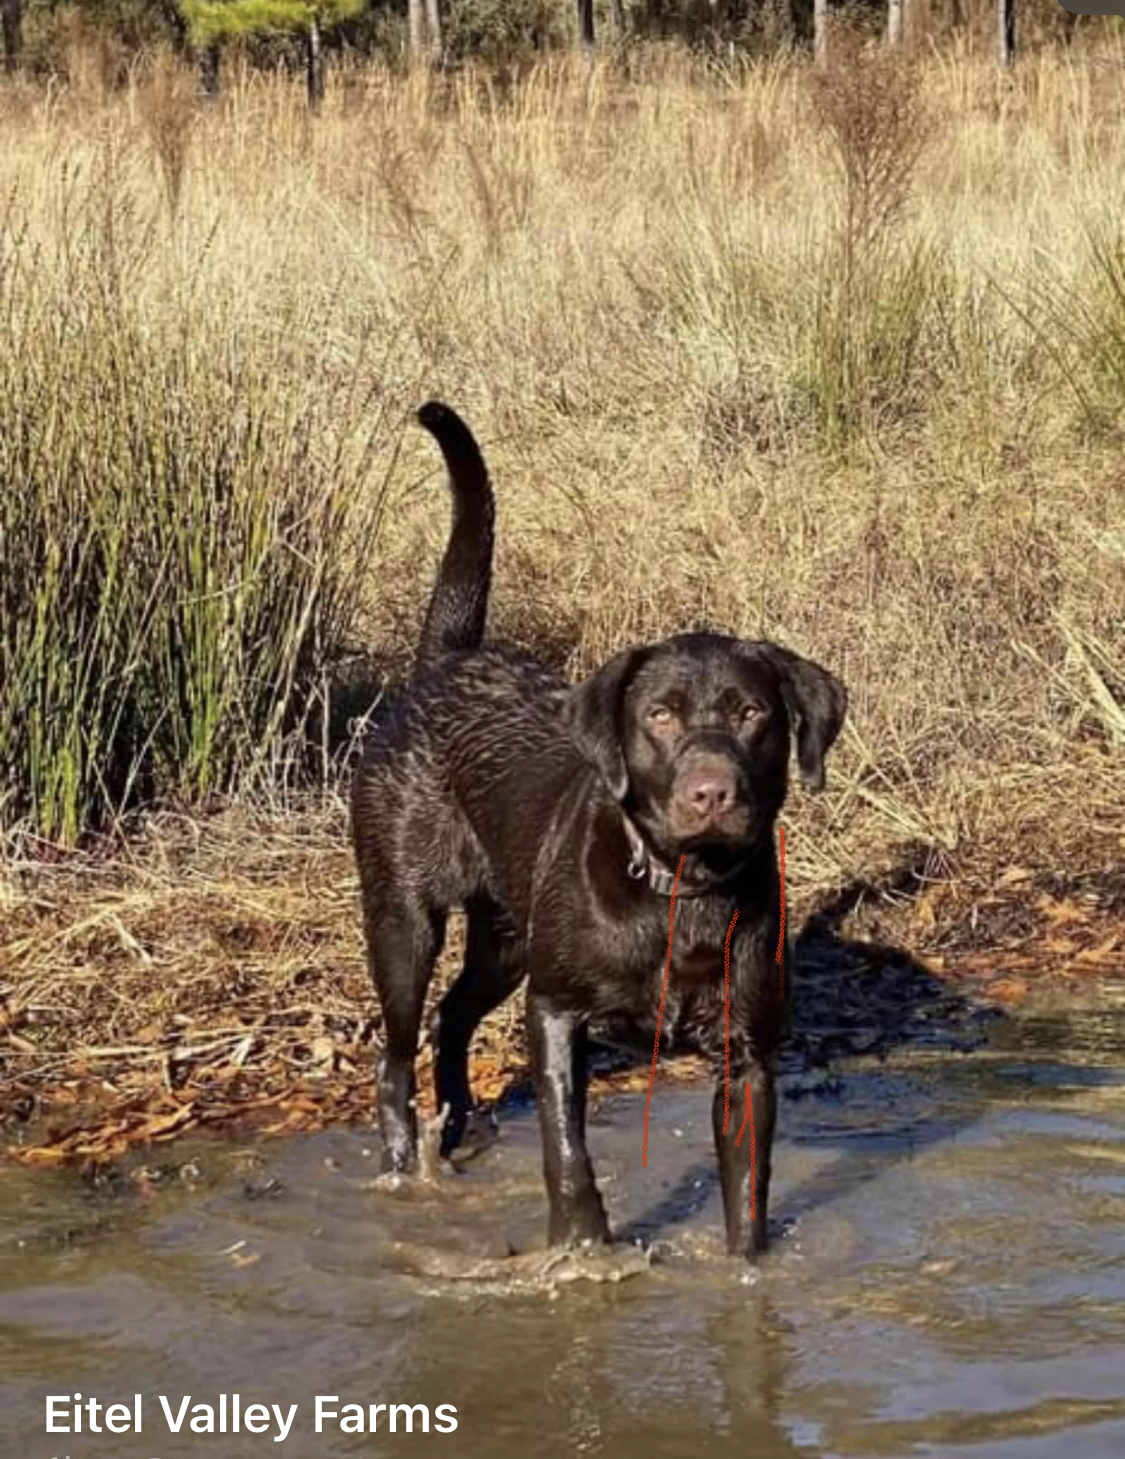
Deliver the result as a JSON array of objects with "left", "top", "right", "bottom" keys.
[{"left": 1, "top": 42, "right": 1123, "bottom": 1156}]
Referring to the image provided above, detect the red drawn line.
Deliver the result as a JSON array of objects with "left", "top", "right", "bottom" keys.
[
  {"left": 774, "top": 823, "right": 786, "bottom": 995},
  {"left": 735, "top": 1082, "right": 756, "bottom": 1218},
  {"left": 642, "top": 852, "right": 687, "bottom": 1168},
  {"left": 721, "top": 909, "right": 740, "bottom": 1135}
]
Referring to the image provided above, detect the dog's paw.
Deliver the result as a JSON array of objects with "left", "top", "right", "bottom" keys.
[
  {"left": 539, "top": 1243, "right": 654, "bottom": 1290},
  {"left": 417, "top": 1103, "right": 452, "bottom": 1184},
  {"left": 447, "top": 1107, "right": 500, "bottom": 1169}
]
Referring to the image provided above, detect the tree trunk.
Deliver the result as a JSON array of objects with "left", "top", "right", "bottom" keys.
[
  {"left": 1, "top": 0, "right": 22, "bottom": 74},
  {"left": 997, "top": 0, "right": 1015, "bottom": 67},
  {"left": 424, "top": 0, "right": 443, "bottom": 65},
  {"left": 610, "top": 0, "right": 627, "bottom": 40},
  {"left": 199, "top": 40, "right": 222, "bottom": 98},
  {"left": 160, "top": 0, "right": 190, "bottom": 57},
  {"left": 577, "top": 0, "right": 596, "bottom": 53},
  {"left": 408, "top": 0, "right": 425, "bottom": 61},
  {"left": 886, "top": 0, "right": 902, "bottom": 45},
  {"left": 305, "top": 15, "right": 324, "bottom": 113},
  {"left": 814, "top": 0, "right": 828, "bottom": 66}
]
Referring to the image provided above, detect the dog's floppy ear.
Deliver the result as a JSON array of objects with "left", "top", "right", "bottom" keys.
[
  {"left": 563, "top": 645, "right": 650, "bottom": 801},
  {"left": 767, "top": 645, "right": 847, "bottom": 792}
]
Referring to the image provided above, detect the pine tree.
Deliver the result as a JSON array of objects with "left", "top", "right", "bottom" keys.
[{"left": 181, "top": 0, "right": 364, "bottom": 109}]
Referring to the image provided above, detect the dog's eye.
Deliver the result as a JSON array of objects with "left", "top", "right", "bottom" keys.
[{"left": 648, "top": 705, "right": 676, "bottom": 727}]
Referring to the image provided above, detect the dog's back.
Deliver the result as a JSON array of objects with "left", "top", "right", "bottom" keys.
[{"left": 351, "top": 403, "right": 576, "bottom": 920}]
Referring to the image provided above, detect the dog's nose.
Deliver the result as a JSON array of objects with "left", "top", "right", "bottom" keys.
[{"left": 682, "top": 767, "right": 736, "bottom": 819}]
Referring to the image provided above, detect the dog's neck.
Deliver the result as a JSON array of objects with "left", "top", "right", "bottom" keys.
[{"left": 619, "top": 811, "right": 751, "bottom": 899}]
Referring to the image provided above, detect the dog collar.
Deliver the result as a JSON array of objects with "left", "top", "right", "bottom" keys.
[{"left": 620, "top": 813, "right": 746, "bottom": 899}]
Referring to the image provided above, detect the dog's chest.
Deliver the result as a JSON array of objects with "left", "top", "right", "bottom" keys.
[
  {"left": 668, "top": 930, "right": 723, "bottom": 988},
  {"left": 661, "top": 900, "right": 727, "bottom": 992},
  {"left": 660, "top": 921, "right": 729, "bottom": 1056}
]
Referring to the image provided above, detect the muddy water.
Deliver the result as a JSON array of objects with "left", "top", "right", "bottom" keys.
[{"left": 2, "top": 992, "right": 1124, "bottom": 1459}]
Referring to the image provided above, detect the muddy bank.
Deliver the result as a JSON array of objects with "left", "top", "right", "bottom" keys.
[{"left": 2, "top": 808, "right": 1122, "bottom": 1171}]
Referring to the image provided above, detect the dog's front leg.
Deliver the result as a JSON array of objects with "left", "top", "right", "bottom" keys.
[
  {"left": 713, "top": 922, "right": 784, "bottom": 1259},
  {"left": 526, "top": 990, "right": 611, "bottom": 1248},
  {"left": 713, "top": 1056, "right": 776, "bottom": 1258}
]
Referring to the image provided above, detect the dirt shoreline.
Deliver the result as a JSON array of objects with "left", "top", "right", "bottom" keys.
[{"left": 2, "top": 807, "right": 1122, "bottom": 1175}]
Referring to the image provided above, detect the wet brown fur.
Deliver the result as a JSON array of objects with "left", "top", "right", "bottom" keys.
[{"left": 351, "top": 401, "right": 847, "bottom": 1259}]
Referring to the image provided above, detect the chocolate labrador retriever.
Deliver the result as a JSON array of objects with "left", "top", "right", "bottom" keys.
[{"left": 351, "top": 401, "right": 847, "bottom": 1259}]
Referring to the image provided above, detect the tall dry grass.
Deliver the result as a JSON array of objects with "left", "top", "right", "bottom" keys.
[{"left": 0, "top": 40, "right": 1122, "bottom": 892}]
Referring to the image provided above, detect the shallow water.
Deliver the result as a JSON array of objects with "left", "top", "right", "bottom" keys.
[{"left": 2, "top": 991, "right": 1123, "bottom": 1459}]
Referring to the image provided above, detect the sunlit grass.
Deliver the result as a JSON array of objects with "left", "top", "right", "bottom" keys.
[{"left": 0, "top": 39, "right": 1120, "bottom": 876}]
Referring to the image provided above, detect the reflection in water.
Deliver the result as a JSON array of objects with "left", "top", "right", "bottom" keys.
[{"left": 1, "top": 996, "right": 1123, "bottom": 1459}]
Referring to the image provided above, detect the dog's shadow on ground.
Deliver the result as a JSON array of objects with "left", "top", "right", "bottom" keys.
[{"left": 592, "top": 870, "right": 1007, "bottom": 1246}]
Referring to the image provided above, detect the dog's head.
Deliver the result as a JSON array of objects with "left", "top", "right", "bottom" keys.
[{"left": 564, "top": 634, "right": 846, "bottom": 862}]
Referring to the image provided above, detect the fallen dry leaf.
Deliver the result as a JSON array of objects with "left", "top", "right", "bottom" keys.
[
  {"left": 0, "top": 1003, "right": 28, "bottom": 1035},
  {"left": 1073, "top": 934, "right": 1122, "bottom": 967},
  {"left": 986, "top": 978, "right": 1030, "bottom": 1005},
  {"left": 1034, "top": 896, "right": 1088, "bottom": 927}
]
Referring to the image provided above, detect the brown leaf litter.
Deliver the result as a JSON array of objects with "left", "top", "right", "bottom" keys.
[{"left": 2, "top": 807, "right": 1122, "bottom": 1174}]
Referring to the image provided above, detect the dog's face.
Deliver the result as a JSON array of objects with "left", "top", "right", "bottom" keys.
[{"left": 565, "top": 634, "right": 846, "bottom": 862}]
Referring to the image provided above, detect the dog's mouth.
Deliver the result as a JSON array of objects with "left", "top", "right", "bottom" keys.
[
  {"left": 665, "top": 799, "right": 755, "bottom": 848},
  {"left": 675, "top": 819, "right": 750, "bottom": 848},
  {"left": 645, "top": 804, "right": 765, "bottom": 868},
  {"left": 674, "top": 817, "right": 752, "bottom": 852},
  {"left": 679, "top": 833, "right": 753, "bottom": 876}
]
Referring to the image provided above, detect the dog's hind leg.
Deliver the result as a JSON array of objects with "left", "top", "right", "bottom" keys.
[
  {"left": 366, "top": 897, "right": 447, "bottom": 1174},
  {"left": 432, "top": 894, "right": 524, "bottom": 1157}
]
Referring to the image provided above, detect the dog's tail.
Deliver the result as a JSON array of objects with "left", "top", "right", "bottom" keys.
[{"left": 413, "top": 400, "right": 496, "bottom": 677}]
